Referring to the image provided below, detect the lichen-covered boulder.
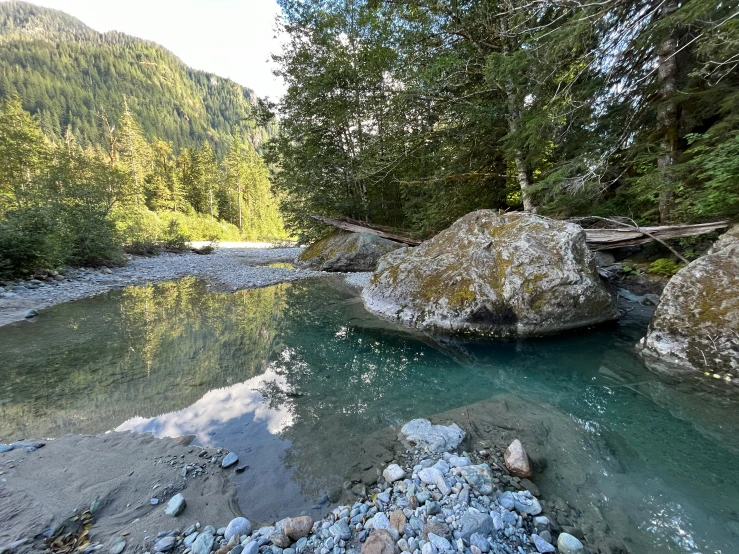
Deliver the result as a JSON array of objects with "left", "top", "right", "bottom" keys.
[
  {"left": 361, "top": 211, "right": 618, "bottom": 337},
  {"left": 638, "top": 225, "right": 739, "bottom": 383},
  {"left": 296, "top": 231, "right": 404, "bottom": 272}
]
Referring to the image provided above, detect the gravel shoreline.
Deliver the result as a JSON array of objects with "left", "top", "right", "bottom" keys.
[{"left": 0, "top": 245, "right": 325, "bottom": 327}]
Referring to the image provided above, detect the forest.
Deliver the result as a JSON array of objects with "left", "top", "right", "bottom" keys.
[
  {"left": 0, "top": 2, "right": 285, "bottom": 278},
  {"left": 266, "top": 0, "right": 739, "bottom": 240}
]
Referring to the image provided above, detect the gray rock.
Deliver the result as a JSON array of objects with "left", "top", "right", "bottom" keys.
[
  {"left": 513, "top": 491, "right": 541, "bottom": 515},
  {"left": 383, "top": 464, "right": 406, "bottom": 483},
  {"left": 164, "top": 493, "right": 186, "bottom": 516},
  {"left": 498, "top": 492, "right": 515, "bottom": 510},
  {"left": 427, "top": 533, "right": 451, "bottom": 553},
  {"left": 225, "top": 518, "right": 252, "bottom": 541},
  {"left": 191, "top": 533, "right": 215, "bottom": 554},
  {"left": 154, "top": 537, "right": 176, "bottom": 552},
  {"left": 203, "top": 526, "right": 217, "bottom": 535},
  {"left": 296, "top": 231, "right": 404, "bottom": 273},
  {"left": 362, "top": 211, "right": 618, "bottom": 337},
  {"left": 184, "top": 533, "right": 199, "bottom": 548},
  {"left": 557, "top": 533, "right": 585, "bottom": 554},
  {"left": 400, "top": 420, "right": 465, "bottom": 453},
  {"left": 639, "top": 224, "right": 739, "bottom": 381},
  {"left": 531, "top": 534, "right": 555, "bottom": 553},
  {"left": 469, "top": 534, "right": 489, "bottom": 553},
  {"left": 109, "top": 538, "right": 126, "bottom": 554},
  {"left": 217, "top": 527, "right": 227, "bottom": 536},
  {"left": 458, "top": 465, "right": 494, "bottom": 495},
  {"left": 447, "top": 456, "right": 470, "bottom": 468},
  {"left": 457, "top": 513, "right": 493, "bottom": 541},
  {"left": 330, "top": 520, "right": 352, "bottom": 541},
  {"left": 418, "top": 467, "right": 443, "bottom": 486},
  {"left": 222, "top": 452, "right": 239, "bottom": 468},
  {"left": 371, "top": 513, "right": 391, "bottom": 531},
  {"left": 242, "top": 542, "right": 260, "bottom": 554},
  {"left": 23, "top": 309, "right": 39, "bottom": 318}
]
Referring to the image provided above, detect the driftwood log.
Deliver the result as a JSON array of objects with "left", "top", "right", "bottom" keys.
[{"left": 311, "top": 214, "right": 729, "bottom": 251}]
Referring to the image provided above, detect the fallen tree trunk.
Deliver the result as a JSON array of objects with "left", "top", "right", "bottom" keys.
[
  {"left": 583, "top": 220, "right": 729, "bottom": 250},
  {"left": 311, "top": 214, "right": 729, "bottom": 251},
  {"left": 310, "top": 215, "right": 421, "bottom": 245}
]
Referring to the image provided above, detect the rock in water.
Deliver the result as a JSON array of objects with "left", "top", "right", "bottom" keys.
[
  {"left": 23, "top": 309, "right": 39, "bottom": 319},
  {"left": 361, "top": 530, "right": 399, "bottom": 554},
  {"left": 296, "top": 231, "right": 404, "bottom": 272},
  {"left": 400, "top": 419, "right": 465, "bottom": 452},
  {"left": 221, "top": 452, "right": 239, "bottom": 468},
  {"left": 284, "top": 516, "right": 313, "bottom": 540},
  {"left": 164, "top": 493, "right": 186, "bottom": 516},
  {"left": 382, "top": 464, "right": 406, "bottom": 483},
  {"left": 557, "top": 533, "right": 585, "bottom": 554},
  {"left": 362, "top": 211, "right": 618, "bottom": 337},
  {"left": 225, "top": 517, "right": 252, "bottom": 541},
  {"left": 504, "top": 439, "right": 533, "bottom": 478},
  {"left": 639, "top": 225, "right": 739, "bottom": 382}
]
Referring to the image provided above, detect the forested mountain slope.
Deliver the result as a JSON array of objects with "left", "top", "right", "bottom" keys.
[{"left": 0, "top": 1, "right": 273, "bottom": 154}]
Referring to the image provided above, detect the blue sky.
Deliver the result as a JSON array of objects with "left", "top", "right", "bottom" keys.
[{"left": 14, "top": 0, "right": 286, "bottom": 99}]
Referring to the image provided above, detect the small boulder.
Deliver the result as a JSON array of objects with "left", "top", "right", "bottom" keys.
[
  {"left": 297, "top": 231, "right": 404, "bottom": 272},
  {"left": 362, "top": 211, "right": 618, "bottom": 337},
  {"left": 361, "top": 530, "right": 399, "bottom": 554},
  {"left": 457, "top": 513, "right": 493, "bottom": 541},
  {"left": 504, "top": 440, "right": 533, "bottom": 478},
  {"left": 400, "top": 419, "right": 465, "bottom": 452},
  {"left": 221, "top": 452, "right": 239, "bottom": 468},
  {"left": 191, "top": 533, "right": 215, "bottom": 554},
  {"left": 383, "top": 464, "right": 406, "bottom": 483},
  {"left": 513, "top": 491, "right": 542, "bottom": 515},
  {"left": 557, "top": 533, "right": 585, "bottom": 554},
  {"left": 163, "top": 493, "right": 186, "bottom": 517},
  {"left": 389, "top": 510, "right": 407, "bottom": 532},
  {"left": 531, "top": 534, "right": 555, "bottom": 553},
  {"left": 271, "top": 534, "right": 291, "bottom": 548},
  {"left": 284, "top": 516, "right": 313, "bottom": 541},
  {"left": 225, "top": 517, "right": 252, "bottom": 541}
]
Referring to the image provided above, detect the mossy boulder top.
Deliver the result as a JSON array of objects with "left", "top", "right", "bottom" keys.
[
  {"left": 361, "top": 210, "right": 618, "bottom": 337},
  {"left": 296, "top": 231, "right": 404, "bottom": 272},
  {"left": 639, "top": 225, "right": 739, "bottom": 383}
]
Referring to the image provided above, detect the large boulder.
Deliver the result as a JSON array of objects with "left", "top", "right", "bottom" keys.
[
  {"left": 361, "top": 211, "right": 618, "bottom": 337},
  {"left": 638, "top": 225, "right": 739, "bottom": 383},
  {"left": 296, "top": 231, "right": 404, "bottom": 272}
]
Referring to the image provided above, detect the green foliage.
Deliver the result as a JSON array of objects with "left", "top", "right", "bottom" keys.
[
  {"left": 270, "top": 0, "right": 739, "bottom": 235},
  {"left": 0, "top": 2, "right": 275, "bottom": 155},
  {"left": 648, "top": 258, "right": 683, "bottom": 277}
]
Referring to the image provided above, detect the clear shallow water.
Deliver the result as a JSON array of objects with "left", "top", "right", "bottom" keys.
[{"left": 1, "top": 277, "right": 738, "bottom": 552}]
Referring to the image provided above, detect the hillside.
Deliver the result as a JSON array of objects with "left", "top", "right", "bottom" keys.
[{"left": 0, "top": 1, "right": 274, "bottom": 154}]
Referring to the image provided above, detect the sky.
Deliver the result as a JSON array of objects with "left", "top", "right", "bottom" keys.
[{"left": 15, "top": 0, "right": 286, "bottom": 99}]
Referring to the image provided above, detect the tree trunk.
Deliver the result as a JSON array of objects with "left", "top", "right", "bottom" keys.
[
  {"left": 237, "top": 178, "right": 243, "bottom": 232},
  {"left": 657, "top": 0, "right": 679, "bottom": 224}
]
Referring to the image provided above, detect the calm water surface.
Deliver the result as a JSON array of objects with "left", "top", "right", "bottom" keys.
[{"left": 1, "top": 277, "right": 738, "bottom": 553}]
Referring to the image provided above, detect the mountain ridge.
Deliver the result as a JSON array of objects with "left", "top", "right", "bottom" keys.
[{"left": 0, "top": 1, "right": 271, "bottom": 154}]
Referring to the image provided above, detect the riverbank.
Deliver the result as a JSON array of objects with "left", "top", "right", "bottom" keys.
[
  {"left": 1, "top": 418, "right": 588, "bottom": 554},
  {"left": 0, "top": 245, "right": 322, "bottom": 327}
]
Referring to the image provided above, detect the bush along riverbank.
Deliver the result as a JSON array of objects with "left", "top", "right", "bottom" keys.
[{"left": 26, "top": 420, "right": 593, "bottom": 554}]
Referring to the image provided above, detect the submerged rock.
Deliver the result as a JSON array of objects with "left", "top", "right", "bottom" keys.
[
  {"left": 400, "top": 419, "right": 465, "bottom": 452},
  {"left": 296, "top": 231, "right": 404, "bottom": 272},
  {"left": 221, "top": 452, "right": 238, "bottom": 468},
  {"left": 639, "top": 225, "right": 739, "bottom": 383},
  {"left": 362, "top": 211, "right": 618, "bottom": 337},
  {"left": 557, "top": 532, "right": 585, "bottom": 554}
]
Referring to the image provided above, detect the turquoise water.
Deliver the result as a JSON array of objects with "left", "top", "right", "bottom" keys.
[{"left": 1, "top": 277, "right": 738, "bottom": 553}]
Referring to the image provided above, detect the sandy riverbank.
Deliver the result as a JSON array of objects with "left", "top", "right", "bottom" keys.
[
  {"left": 0, "top": 432, "right": 242, "bottom": 554},
  {"left": 0, "top": 245, "right": 323, "bottom": 327}
]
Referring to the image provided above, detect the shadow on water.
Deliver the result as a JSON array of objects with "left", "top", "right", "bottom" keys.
[{"left": 1, "top": 276, "right": 739, "bottom": 552}]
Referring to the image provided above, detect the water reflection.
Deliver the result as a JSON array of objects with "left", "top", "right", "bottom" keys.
[{"left": 1, "top": 277, "right": 739, "bottom": 552}]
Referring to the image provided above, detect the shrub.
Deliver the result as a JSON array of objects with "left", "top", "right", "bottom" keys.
[{"left": 648, "top": 258, "right": 683, "bottom": 277}]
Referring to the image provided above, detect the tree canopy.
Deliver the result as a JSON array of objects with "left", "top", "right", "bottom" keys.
[{"left": 267, "top": 0, "right": 739, "bottom": 239}]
